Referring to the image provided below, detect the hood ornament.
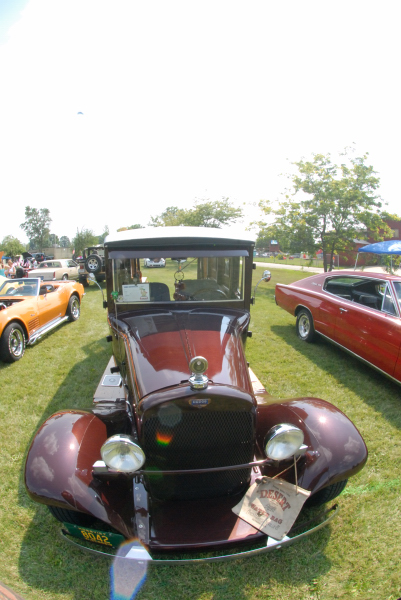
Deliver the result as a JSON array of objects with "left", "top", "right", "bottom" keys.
[{"left": 189, "top": 356, "right": 209, "bottom": 390}]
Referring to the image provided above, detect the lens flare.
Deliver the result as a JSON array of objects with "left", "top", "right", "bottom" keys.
[
  {"left": 110, "top": 539, "right": 149, "bottom": 600},
  {"left": 156, "top": 432, "right": 173, "bottom": 446}
]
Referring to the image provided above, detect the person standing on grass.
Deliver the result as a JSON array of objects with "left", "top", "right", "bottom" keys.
[{"left": 7, "top": 260, "right": 15, "bottom": 278}]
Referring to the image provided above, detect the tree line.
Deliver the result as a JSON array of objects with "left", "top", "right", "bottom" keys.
[{"left": 1, "top": 149, "right": 399, "bottom": 270}]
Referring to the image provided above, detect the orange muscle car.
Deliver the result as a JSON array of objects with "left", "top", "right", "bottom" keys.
[{"left": 0, "top": 277, "right": 84, "bottom": 362}]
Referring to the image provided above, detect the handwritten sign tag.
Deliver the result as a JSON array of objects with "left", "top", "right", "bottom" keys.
[
  {"left": 122, "top": 284, "right": 150, "bottom": 302},
  {"left": 232, "top": 478, "right": 311, "bottom": 540}
]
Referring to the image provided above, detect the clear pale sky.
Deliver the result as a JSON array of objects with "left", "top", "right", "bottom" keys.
[{"left": 0, "top": 0, "right": 399, "bottom": 245}]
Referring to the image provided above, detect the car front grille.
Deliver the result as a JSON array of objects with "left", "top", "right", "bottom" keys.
[{"left": 141, "top": 407, "right": 254, "bottom": 500}]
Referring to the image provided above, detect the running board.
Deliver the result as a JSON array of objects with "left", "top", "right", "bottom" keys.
[{"left": 28, "top": 316, "right": 69, "bottom": 345}]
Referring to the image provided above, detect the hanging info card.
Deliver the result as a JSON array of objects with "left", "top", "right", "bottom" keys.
[
  {"left": 122, "top": 284, "right": 150, "bottom": 302},
  {"left": 232, "top": 477, "right": 311, "bottom": 540}
]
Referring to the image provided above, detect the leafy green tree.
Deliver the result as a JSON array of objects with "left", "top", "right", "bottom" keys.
[
  {"left": 149, "top": 198, "right": 243, "bottom": 228},
  {"left": 258, "top": 149, "right": 393, "bottom": 271},
  {"left": 59, "top": 236, "right": 71, "bottom": 248},
  {"left": 98, "top": 225, "right": 109, "bottom": 244},
  {"left": 150, "top": 207, "right": 184, "bottom": 227},
  {"left": 20, "top": 207, "right": 52, "bottom": 251},
  {"left": 117, "top": 224, "right": 144, "bottom": 231},
  {"left": 48, "top": 234, "right": 60, "bottom": 246},
  {"left": 72, "top": 228, "right": 98, "bottom": 256},
  {"left": 0, "top": 235, "right": 26, "bottom": 257}
]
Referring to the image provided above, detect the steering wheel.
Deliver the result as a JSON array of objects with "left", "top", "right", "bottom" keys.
[{"left": 190, "top": 288, "right": 228, "bottom": 301}]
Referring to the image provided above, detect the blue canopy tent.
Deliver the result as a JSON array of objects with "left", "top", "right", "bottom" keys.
[{"left": 355, "top": 240, "right": 401, "bottom": 272}]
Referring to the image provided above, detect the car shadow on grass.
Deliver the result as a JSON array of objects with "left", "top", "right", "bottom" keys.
[
  {"left": 269, "top": 324, "right": 401, "bottom": 430},
  {"left": 16, "top": 334, "right": 334, "bottom": 598},
  {"left": 17, "top": 508, "right": 334, "bottom": 600},
  {"left": 16, "top": 331, "right": 113, "bottom": 598}
]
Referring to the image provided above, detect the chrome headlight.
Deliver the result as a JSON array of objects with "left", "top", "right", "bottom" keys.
[
  {"left": 264, "top": 424, "right": 304, "bottom": 461},
  {"left": 100, "top": 434, "right": 146, "bottom": 473}
]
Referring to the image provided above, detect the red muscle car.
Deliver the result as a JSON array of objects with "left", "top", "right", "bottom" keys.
[{"left": 275, "top": 270, "right": 401, "bottom": 385}]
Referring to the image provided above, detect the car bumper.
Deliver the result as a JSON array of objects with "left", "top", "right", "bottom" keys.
[{"left": 60, "top": 503, "right": 339, "bottom": 564}]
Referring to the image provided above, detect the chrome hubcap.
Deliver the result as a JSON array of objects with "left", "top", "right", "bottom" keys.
[
  {"left": 299, "top": 316, "right": 310, "bottom": 338},
  {"left": 9, "top": 329, "right": 24, "bottom": 357},
  {"left": 71, "top": 298, "right": 80, "bottom": 318}
]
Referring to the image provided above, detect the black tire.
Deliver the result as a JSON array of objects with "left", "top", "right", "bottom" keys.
[
  {"left": 306, "top": 479, "right": 348, "bottom": 507},
  {"left": 67, "top": 295, "right": 80, "bottom": 321},
  {"left": 0, "top": 322, "right": 25, "bottom": 362},
  {"left": 79, "top": 276, "right": 89, "bottom": 288},
  {"left": 296, "top": 309, "right": 316, "bottom": 342},
  {"left": 62, "top": 274, "right": 68, "bottom": 280},
  {"left": 48, "top": 505, "right": 97, "bottom": 527},
  {"left": 85, "top": 254, "right": 102, "bottom": 274}
]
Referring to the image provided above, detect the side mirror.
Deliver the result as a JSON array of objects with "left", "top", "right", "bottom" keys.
[
  {"left": 87, "top": 273, "right": 106, "bottom": 307},
  {"left": 253, "top": 270, "right": 272, "bottom": 303}
]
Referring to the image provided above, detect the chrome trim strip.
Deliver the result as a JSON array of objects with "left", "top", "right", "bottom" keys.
[
  {"left": 27, "top": 316, "right": 69, "bottom": 345},
  {"left": 93, "top": 457, "right": 274, "bottom": 477},
  {"left": 317, "top": 331, "right": 400, "bottom": 386},
  {"left": 60, "top": 503, "right": 339, "bottom": 564}
]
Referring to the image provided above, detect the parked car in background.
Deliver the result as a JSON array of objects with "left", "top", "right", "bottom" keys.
[
  {"left": 143, "top": 257, "right": 166, "bottom": 268},
  {"left": 77, "top": 246, "right": 106, "bottom": 286},
  {"left": 25, "top": 228, "right": 367, "bottom": 563},
  {"left": 0, "top": 277, "right": 84, "bottom": 362},
  {"left": 275, "top": 270, "right": 401, "bottom": 385},
  {"left": 29, "top": 259, "right": 79, "bottom": 281},
  {"left": 32, "top": 252, "right": 54, "bottom": 262}
]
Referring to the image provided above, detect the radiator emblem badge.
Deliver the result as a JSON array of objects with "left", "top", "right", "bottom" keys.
[{"left": 189, "top": 398, "right": 210, "bottom": 408}]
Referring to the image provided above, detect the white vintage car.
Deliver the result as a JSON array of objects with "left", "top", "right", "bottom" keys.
[
  {"left": 143, "top": 258, "right": 166, "bottom": 268},
  {"left": 29, "top": 259, "right": 79, "bottom": 281}
]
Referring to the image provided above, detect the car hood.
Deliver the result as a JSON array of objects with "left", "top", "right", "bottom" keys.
[{"left": 109, "top": 308, "right": 251, "bottom": 398}]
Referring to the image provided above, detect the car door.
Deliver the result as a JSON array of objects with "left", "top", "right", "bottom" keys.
[
  {"left": 335, "top": 281, "right": 401, "bottom": 377},
  {"left": 67, "top": 260, "right": 78, "bottom": 279},
  {"left": 391, "top": 281, "right": 401, "bottom": 382},
  {"left": 317, "top": 276, "right": 357, "bottom": 342},
  {"left": 38, "top": 284, "right": 63, "bottom": 327}
]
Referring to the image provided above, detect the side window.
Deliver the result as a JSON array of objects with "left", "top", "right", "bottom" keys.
[
  {"left": 324, "top": 276, "right": 356, "bottom": 300},
  {"left": 381, "top": 283, "right": 397, "bottom": 316}
]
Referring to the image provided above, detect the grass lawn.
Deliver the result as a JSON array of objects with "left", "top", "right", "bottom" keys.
[{"left": 0, "top": 267, "right": 400, "bottom": 600}]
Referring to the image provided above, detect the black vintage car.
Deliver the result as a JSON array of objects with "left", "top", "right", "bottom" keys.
[{"left": 25, "top": 227, "right": 367, "bottom": 563}]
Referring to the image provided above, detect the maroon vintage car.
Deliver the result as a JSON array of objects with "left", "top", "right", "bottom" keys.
[
  {"left": 275, "top": 270, "right": 401, "bottom": 385},
  {"left": 25, "top": 228, "right": 367, "bottom": 563}
]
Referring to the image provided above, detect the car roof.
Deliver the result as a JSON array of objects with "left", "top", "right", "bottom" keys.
[
  {"left": 325, "top": 270, "right": 401, "bottom": 281},
  {"left": 105, "top": 226, "right": 255, "bottom": 248}
]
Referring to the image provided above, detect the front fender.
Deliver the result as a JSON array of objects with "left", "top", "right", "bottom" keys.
[
  {"left": 256, "top": 397, "right": 368, "bottom": 493},
  {"left": 25, "top": 410, "right": 134, "bottom": 538}
]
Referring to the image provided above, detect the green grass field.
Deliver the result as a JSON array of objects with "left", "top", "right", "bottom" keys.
[
  {"left": 253, "top": 256, "right": 325, "bottom": 268},
  {"left": 0, "top": 266, "right": 400, "bottom": 600}
]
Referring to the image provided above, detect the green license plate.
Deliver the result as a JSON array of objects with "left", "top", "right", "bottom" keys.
[{"left": 62, "top": 522, "right": 126, "bottom": 548}]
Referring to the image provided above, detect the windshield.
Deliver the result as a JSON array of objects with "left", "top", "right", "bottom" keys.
[
  {"left": 0, "top": 278, "right": 40, "bottom": 297},
  {"left": 112, "top": 256, "right": 244, "bottom": 303}
]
